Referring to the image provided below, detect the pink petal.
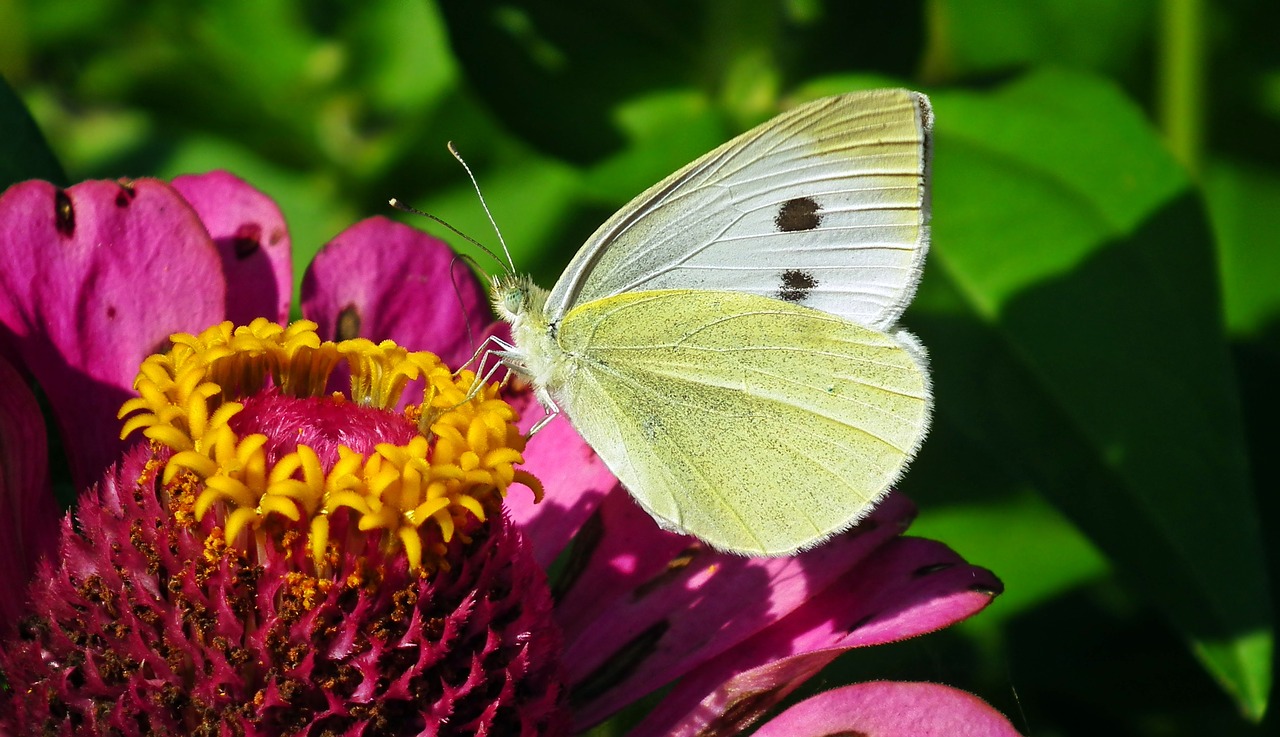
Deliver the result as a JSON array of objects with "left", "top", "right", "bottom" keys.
[
  {"left": 504, "top": 389, "right": 617, "bottom": 568},
  {"left": 628, "top": 536, "right": 1002, "bottom": 736},
  {"left": 0, "top": 179, "right": 226, "bottom": 489},
  {"left": 563, "top": 493, "right": 925, "bottom": 729},
  {"left": 553, "top": 486, "right": 698, "bottom": 637},
  {"left": 752, "top": 682, "right": 1022, "bottom": 737},
  {"left": 299, "top": 217, "right": 491, "bottom": 370},
  {"left": 0, "top": 354, "right": 60, "bottom": 628},
  {"left": 171, "top": 171, "right": 292, "bottom": 324}
]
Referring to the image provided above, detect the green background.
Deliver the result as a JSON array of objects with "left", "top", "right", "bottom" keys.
[{"left": 2, "top": 1, "right": 1276, "bottom": 735}]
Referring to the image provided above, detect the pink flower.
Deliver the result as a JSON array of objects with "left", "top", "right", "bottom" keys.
[{"left": 0, "top": 173, "right": 1019, "bottom": 736}]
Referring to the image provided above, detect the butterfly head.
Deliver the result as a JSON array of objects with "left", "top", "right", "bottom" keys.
[{"left": 491, "top": 273, "right": 549, "bottom": 326}]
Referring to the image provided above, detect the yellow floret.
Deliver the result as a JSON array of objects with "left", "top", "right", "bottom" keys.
[{"left": 118, "top": 320, "right": 537, "bottom": 575}]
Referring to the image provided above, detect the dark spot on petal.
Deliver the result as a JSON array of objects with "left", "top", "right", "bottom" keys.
[
  {"left": 336, "top": 305, "right": 362, "bottom": 341},
  {"left": 774, "top": 196, "right": 821, "bottom": 232},
  {"left": 707, "top": 685, "right": 791, "bottom": 736},
  {"left": 269, "top": 227, "right": 286, "bottom": 246},
  {"left": 54, "top": 189, "right": 75, "bottom": 237},
  {"left": 847, "top": 612, "right": 878, "bottom": 634},
  {"left": 913, "top": 562, "right": 955, "bottom": 577},
  {"left": 551, "top": 509, "right": 602, "bottom": 602},
  {"left": 776, "top": 269, "right": 818, "bottom": 303},
  {"left": 114, "top": 181, "right": 137, "bottom": 208},
  {"left": 838, "top": 517, "right": 881, "bottom": 544},
  {"left": 632, "top": 543, "right": 703, "bottom": 599},
  {"left": 231, "top": 223, "right": 263, "bottom": 259},
  {"left": 569, "top": 620, "right": 669, "bottom": 708},
  {"left": 106, "top": 306, "right": 117, "bottom": 319}
]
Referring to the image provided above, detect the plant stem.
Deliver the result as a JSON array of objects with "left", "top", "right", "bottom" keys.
[{"left": 1159, "top": 0, "right": 1205, "bottom": 176}]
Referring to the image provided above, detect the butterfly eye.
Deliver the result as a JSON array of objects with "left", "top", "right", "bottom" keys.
[{"left": 502, "top": 287, "right": 525, "bottom": 315}]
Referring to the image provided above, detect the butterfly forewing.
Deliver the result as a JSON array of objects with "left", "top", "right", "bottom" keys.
[
  {"left": 548, "top": 289, "right": 931, "bottom": 555},
  {"left": 545, "top": 89, "right": 932, "bottom": 332}
]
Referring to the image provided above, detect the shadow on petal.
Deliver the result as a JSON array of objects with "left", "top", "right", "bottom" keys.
[
  {"left": 622, "top": 529, "right": 1002, "bottom": 736},
  {"left": 0, "top": 353, "right": 60, "bottom": 628},
  {"left": 563, "top": 493, "right": 943, "bottom": 730}
]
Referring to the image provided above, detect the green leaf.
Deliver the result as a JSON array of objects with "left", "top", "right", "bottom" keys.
[
  {"left": 923, "top": 0, "right": 1156, "bottom": 81},
  {"left": 1205, "top": 161, "right": 1280, "bottom": 343},
  {"left": 1203, "top": 160, "right": 1280, "bottom": 729},
  {"left": 0, "top": 75, "right": 66, "bottom": 189},
  {"left": 914, "top": 69, "right": 1271, "bottom": 719},
  {"left": 579, "top": 89, "right": 722, "bottom": 204}
]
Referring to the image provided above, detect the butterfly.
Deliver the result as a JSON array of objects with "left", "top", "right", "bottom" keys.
[{"left": 489, "top": 89, "right": 933, "bottom": 556}]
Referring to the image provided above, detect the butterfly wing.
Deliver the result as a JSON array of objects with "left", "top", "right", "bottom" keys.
[
  {"left": 545, "top": 89, "right": 932, "bottom": 332},
  {"left": 549, "top": 289, "right": 930, "bottom": 555}
]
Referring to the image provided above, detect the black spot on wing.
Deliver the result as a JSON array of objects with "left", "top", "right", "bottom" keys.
[
  {"left": 773, "top": 196, "right": 821, "bottom": 232},
  {"left": 776, "top": 269, "right": 818, "bottom": 303}
]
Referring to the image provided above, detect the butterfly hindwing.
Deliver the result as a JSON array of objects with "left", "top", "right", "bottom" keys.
[{"left": 549, "top": 289, "right": 931, "bottom": 555}]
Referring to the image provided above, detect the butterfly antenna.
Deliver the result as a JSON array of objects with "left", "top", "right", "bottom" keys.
[
  {"left": 388, "top": 198, "right": 508, "bottom": 270},
  {"left": 448, "top": 253, "right": 478, "bottom": 349},
  {"left": 448, "top": 142, "right": 515, "bottom": 273}
]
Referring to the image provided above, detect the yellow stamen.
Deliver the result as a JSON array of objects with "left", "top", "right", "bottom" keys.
[{"left": 119, "top": 319, "right": 538, "bottom": 575}]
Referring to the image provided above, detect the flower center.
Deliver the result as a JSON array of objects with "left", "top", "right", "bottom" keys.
[{"left": 117, "top": 318, "right": 541, "bottom": 574}]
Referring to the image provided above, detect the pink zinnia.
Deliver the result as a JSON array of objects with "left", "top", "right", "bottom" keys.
[{"left": 0, "top": 173, "right": 1019, "bottom": 736}]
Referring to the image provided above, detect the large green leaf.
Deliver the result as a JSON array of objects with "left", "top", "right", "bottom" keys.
[
  {"left": 914, "top": 69, "right": 1271, "bottom": 719},
  {"left": 0, "top": 75, "right": 65, "bottom": 188},
  {"left": 1204, "top": 159, "right": 1280, "bottom": 728}
]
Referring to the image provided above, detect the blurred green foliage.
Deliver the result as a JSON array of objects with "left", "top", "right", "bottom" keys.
[{"left": 2, "top": 0, "right": 1277, "bottom": 734}]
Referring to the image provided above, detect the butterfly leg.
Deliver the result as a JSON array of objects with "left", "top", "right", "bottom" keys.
[
  {"left": 527, "top": 398, "right": 561, "bottom": 436},
  {"left": 457, "top": 333, "right": 516, "bottom": 380},
  {"left": 461, "top": 334, "right": 520, "bottom": 398},
  {"left": 459, "top": 335, "right": 561, "bottom": 435},
  {"left": 455, "top": 333, "right": 500, "bottom": 373}
]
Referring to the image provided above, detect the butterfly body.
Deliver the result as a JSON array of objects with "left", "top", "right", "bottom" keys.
[
  {"left": 491, "top": 89, "right": 933, "bottom": 555},
  {"left": 492, "top": 274, "right": 563, "bottom": 408}
]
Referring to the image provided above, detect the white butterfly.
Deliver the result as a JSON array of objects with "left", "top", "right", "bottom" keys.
[{"left": 490, "top": 89, "right": 933, "bottom": 555}]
